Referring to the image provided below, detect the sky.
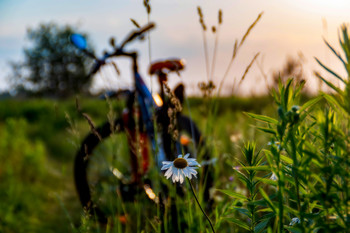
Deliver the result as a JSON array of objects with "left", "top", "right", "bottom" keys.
[{"left": 1, "top": 0, "right": 350, "bottom": 96}]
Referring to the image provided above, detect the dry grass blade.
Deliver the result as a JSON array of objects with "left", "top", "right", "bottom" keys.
[
  {"left": 197, "top": 5, "right": 209, "bottom": 81},
  {"left": 130, "top": 18, "right": 141, "bottom": 28},
  {"left": 239, "top": 12, "right": 263, "bottom": 47},
  {"left": 239, "top": 52, "right": 260, "bottom": 85},
  {"left": 82, "top": 113, "right": 102, "bottom": 141},
  {"left": 232, "top": 40, "right": 238, "bottom": 59},
  {"left": 210, "top": 9, "right": 223, "bottom": 81},
  {"left": 111, "top": 61, "right": 121, "bottom": 76},
  {"left": 197, "top": 6, "right": 207, "bottom": 31},
  {"left": 75, "top": 96, "right": 81, "bottom": 113},
  {"left": 197, "top": 6, "right": 203, "bottom": 18},
  {"left": 143, "top": 0, "right": 151, "bottom": 14}
]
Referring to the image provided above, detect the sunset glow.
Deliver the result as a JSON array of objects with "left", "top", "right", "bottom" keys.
[{"left": 1, "top": 1, "right": 350, "bottom": 95}]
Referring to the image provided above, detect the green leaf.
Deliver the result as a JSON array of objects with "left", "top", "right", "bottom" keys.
[
  {"left": 254, "top": 218, "right": 270, "bottom": 233},
  {"left": 257, "top": 127, "right": 277, "bottom": 135},
  {"left": 314, "top": 72, "right": 343, "bottom": 94},
  {"left": 323, "top": 94, "right": 349, "bottom": 116},
  {"left": 284, "top": 226, "right": 302, "bottom": 233},
  {"left": 259, "top": 187, "right": 277, "bottom": 213},
  {"left": 283, "top": 205, "right": 299, "bottom": 216},
  {"left": 233, "top": 207, "right": 251, "bottom": 218},
  {"left": 225, "top": 218, "right": 250, "bottom": 231},
  {"left": 280, "top": 155, "right": 293, "bottom": 164},
  {"left": 324, "top": 39, "right": 347, "bottom": 68},
  {"left": 243, "top": 165, "right": 271, "bottom": 171},
  {"left": 299, "top": 95, "right": 323, "bottom": 113},
  {"left": 315, "top": 58, "right": 346, "bottom": 84},
  {"left": 245, "top": 112, "right": 279, "bottom": 124},
  {"left": 256, "top": 208, "right": 274, "bottom": 213},
  {"left": 217, "top": 189, "right": 247, "bottom": 200},
  {"left": 235, "top": 170, "right": 250, "bottom": 185},
  {"left": 258, "top": 178, "right": 277, "bottom": 186}
]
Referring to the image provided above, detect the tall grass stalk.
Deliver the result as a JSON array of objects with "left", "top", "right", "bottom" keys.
[
  {"left": 197, "top": 6, "right": 210, "bottom": 81},
  {"left": 209, "top": 9, "right": 223, "bottom": 81},
  {"left": 217, "top": 12, "right": 263, "bottom": 95}
]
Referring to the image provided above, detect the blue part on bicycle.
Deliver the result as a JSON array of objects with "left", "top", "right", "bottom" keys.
[
  {"left": 135, "top": 72, "right": 158, "bottom": 134},
  {"left": 137, "top": 94, "right": 154, "bottom": 136},
  {"left": 101, "top": 52, "right": 110, "bottom": 60},
  {"left": 135, "top": 73, "right": 156, "bottom": 108},
  {"left": 70, "top": 34, "right": 87, "bottom": 50},
  {"left": 155, "top": 136, "right": 167, "bottom": 168},
  {"left": 98, "top": 90, "right": 117, "bottom": 99}
]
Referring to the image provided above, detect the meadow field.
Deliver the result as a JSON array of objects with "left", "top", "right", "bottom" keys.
[
  {"left": 0, "top": 84, "right": 339, "bottom": 233},
  {"left": 0, "top": 95, "right": 277, "bottom": 233},
  {"left": 2, "top": 4, "right": 350, "bottom": 232}
]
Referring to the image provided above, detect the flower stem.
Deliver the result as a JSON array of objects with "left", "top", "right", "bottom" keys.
[{"left": 187, "top": 177, "right": 216, "bottom": 233}]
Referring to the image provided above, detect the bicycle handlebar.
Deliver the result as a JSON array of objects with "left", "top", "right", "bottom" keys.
[
  {"left": 79, "top": 22, "right": 155, "bottom": 76},
  {"left": 119, "top": 22, "right": 155, "bottom": 50}
]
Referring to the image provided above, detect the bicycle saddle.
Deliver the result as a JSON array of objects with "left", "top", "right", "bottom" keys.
[{"left": 149, "top": 59, "right": 185, "bottom": 75}]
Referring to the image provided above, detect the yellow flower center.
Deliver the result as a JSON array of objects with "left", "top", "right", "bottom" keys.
[{"left": 173, "top": 158, "right": 188, "bottom": 169}]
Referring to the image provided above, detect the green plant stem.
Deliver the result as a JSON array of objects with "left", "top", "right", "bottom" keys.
[
  {"left": 277, "top": 171, "right": 284, "bottom": 233},
  {"left": 187, "top": 178, "right": 216, "bottom": 233}
]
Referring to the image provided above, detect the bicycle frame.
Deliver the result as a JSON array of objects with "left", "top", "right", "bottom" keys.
[
  {"left": 71, "top": 24, "right": 213, "bottom": 224},
  {"left": 119, "top": 51, "right": 168, "bottom": 169},
  {"left": 75, "top": 23, "right": 170, "bottom": 169}
]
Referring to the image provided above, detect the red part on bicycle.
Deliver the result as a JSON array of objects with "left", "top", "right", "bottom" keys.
[
  {"left": 148, "top": 59, "right": 185, "bottom": 76},
  {"left": 122, "top": 109, "right": 150, "bottom": 181}
]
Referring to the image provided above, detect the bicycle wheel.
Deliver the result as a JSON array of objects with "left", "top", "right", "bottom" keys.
[
  {"left": 74, "top": 115, "right": 213, "bottom": 225},
  {"left": 74, "top": 118, "right": 151, "bottom": 224}
]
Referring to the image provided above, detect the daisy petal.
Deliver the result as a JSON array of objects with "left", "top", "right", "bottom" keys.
[
  {"left": 161, "top": 154, "right": 200, "bottom": 183},
  {"left": 172, "top": 168, "right": 177, "bottom": 183},
  {"left": 176, "top": 168, "right": 181, "bottom": 182},
  {"left": 187, "top": 160, "right": 200, "bottom": 166},
  {"left": 183, "top": 167, "right": 189, "bottom": 177},
  {"left": 164, "top": 166, "right": 173, "bottom": 179},
  {"left": 179, "top": 170, "right": 184, "bottom": 184},
  {"left": 161, "top": 163, "right": 173, "bottom": 170}
]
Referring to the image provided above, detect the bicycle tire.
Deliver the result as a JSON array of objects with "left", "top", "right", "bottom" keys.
[
  {"left": 74, "top": 118, "right": 124, "bottom": 223},
  {"left": 74, "top": 115, "right": 213, "bottom": 224}
]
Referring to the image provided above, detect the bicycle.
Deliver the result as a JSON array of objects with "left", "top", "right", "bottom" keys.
[{"left": 70, "top": 23, "right": 213, "bottom": 227}]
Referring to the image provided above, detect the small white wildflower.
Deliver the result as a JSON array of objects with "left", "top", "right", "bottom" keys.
[
  {"left": 268, "top": 141, "right": 282, "bottom": 150},
  {"left": 289, "top": 217, "right": 300, "bottom": 226},
  {"left": 161, "top": 153, "right": 201, "bottom": 184},
  {"left": 270, "top": 172, "right": 278, "bottom": 181}
]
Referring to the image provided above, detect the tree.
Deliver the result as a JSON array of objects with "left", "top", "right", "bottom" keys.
[{"left": 10, "top": 22, "right": 93, "bottom": 97}]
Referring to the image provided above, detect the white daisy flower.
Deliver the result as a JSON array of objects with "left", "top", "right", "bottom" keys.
[
  {"left": 270, "top": 172, "right": 278, "bottom": 181},
  {"left": 161, "top": 153, "right": 201, "bottom": 184},
  {"left": 289, "top": 217, "right": 300, "bottom": 226}
]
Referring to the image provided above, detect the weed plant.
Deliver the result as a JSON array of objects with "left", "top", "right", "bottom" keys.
[{"left": 220, "top": 25, "right": 350, "bottom": 232}]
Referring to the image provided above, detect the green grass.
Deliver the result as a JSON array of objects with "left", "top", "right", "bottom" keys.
[
  {"left": 0, "top": 88, "right": 340, "bottom": 233},
  {"left": 0, "top": 95, "right": 275, "bottom": 232}
]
